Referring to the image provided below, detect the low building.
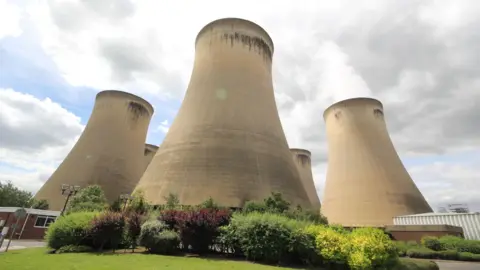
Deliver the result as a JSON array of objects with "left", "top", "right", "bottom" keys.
[
  {"left": 393, "top": 212, "right": 480, "bottom": 240},
  {"left": 0, "top": 207, "right": 60, "bottom": 240},
  {"left": 385, "top": 224, "right": 464, "bottom": 243}
]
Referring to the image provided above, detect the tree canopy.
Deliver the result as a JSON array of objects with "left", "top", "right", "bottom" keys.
[{"left": 0, "top": 181, "right": 34, "bottom": 207}]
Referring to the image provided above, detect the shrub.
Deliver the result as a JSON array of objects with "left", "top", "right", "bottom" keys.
[
  {"left": 138, "top": 220, "right": 168, "bottom": 252},
  {"left": 348, "top": 227, "right": 398, "bottom": 269},
  {"left": 242, "top": 201, "right": 267, "bottom": 213},
  {"left": 89, "top": 211, "right": 125, "bottom": 251},
  {"left": 436, "top": 250, "right": 458, "bottom": 260},
  {"left": 159, "top": 208, "right": 231, "bottom": 253},
  {"left": 225, "top": 212, "right": 313, "bottom": 264},
  {"left": 392, "top": 258, "right": 439, "bottom": 270},
  {"left": 67, "top": 185, "right": 107, "bottom": 213},
  {"left": 285, "top": 206, "right": 328, "bottom": 225},
  {"left": 456, "top": 239, "right": 480, "bottom": 254},
  {"left": 56, "top": 245, "right": 93, "bottom": 254},
  {"left": 421, "top": 236, "right": 442, "bottom": 251},
  {"left": 45, "top": 211, "right": 98, "bottom": 249},
  {"left": 406, "top": 247, "right": 437, "bottom": 259},
  {"left": 438, "top": 235, "right": 463, "bottom": 251},
  {"left": 395, "top": 241, "right": 421, "bottom": 257},
  {"left": 31, "top": 199, "right": 49, "bottom": 210},
  {"left": 458, "top": 252, "right": 480, "bottom": 262},
  {"left": 164, "top": 193, "right": 180, "bottom": 210},
  {"left": 124, "top": 212, "right": 144, "bottom": 251},
  {"left": 306, "top": 225, "right": 349, "bottom": 266},
  {"left": 126, "top": 189, "right": 150, "bottom": 214},
  {"left": 264, "top": 192, "right": 290, "bottom": 213},
  {"left": 151, "top": 230, "right": 181, "bottom": 255}
]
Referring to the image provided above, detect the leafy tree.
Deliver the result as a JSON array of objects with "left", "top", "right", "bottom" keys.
[
  {"left": 164, "top": 193, "right": 180, "bottom": 210},
  {"left": 264, "top": 192, "right": 291, "bottom": 213},
  {"left": 31, "top": 199, "right": 49, "bottom": 210},
  {"left": 0, "top": 181, "right": 33, "bottom": 207},
  {"left": 198, "top": 197, "right": 220, "bottom": 210},
  {"left": 67, "top": 185, "right": 107, "bottom": 213},
  {"left": 126, "top": 189, "right": 150, "bottom": 214}
]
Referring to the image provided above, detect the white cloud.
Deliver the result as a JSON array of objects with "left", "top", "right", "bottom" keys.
[
  {"left": 0, "top": 0, "right": 22, "bottom": 39},
  {"left": 0, "top": 88, "right": 84, "bottom": 192},
  {"left": 156, "top": 120, "right": 170, "bottom": 134}
]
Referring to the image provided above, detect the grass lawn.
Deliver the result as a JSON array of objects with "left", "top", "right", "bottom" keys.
[
  {"left": 0, "top": 248, "right": 440, "bottom": 270},
  {"left": 0, "top": 248, "right": 303, "bottom": 270}
]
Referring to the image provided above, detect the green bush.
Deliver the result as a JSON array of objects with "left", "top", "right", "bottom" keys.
[
  {"left": 242, "top": 201, "right": 267, "bottom": 213},
  {"left": 406, "top": 248, "right": 438, "bottom": 259},
  {"left": 456, "top": 239, "right": 480, "bottom": 254},
  {"left": 395, "top": 241, "right": 421, "bottom": 257},
  {"left": 438, "top": 235, "right": 463, "bottom": 250},
  {"left": 138, "top": 220, "right": 168, "bottom": 253},
  {"left": 458, "top": 252, "right": 480, "bottom": 262},
  {"left": 67, "top": 185, "right": 107, "bottom": 214},
  {"left": 421, "top": 236, "right": 442, "bottom": 251},
  {"left": 150, "top": 230, "right": 181, "bottom": 255},
  {"left": 89, "top": 211, "right": 125, "bottom": 251},
  {"left": 436, "top": 250, "right": 459, "bottom": 260},
  {"left": 392, "top": 258, "right": 439, "bottom": 270},
  {"left": 221, "top": 212, "right": 313, "bottom": 265},
  {"left": 56, "top": 245, "right": 93, "bottom": 254},
  {"left": 305, "top": 225, "right": 349, "bottom": 268},
  {"left": 348, "top": 227, "right": 398, "bottom": 269},
  {"left": 45, "top": 211, "right": 98, "bottom": 249}
]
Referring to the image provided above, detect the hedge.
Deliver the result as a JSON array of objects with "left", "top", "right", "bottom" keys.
[{"left": 45, "top": 211, "right": 98, "bottom": 249}]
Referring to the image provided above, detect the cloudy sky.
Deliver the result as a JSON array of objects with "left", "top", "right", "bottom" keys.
[{"left": 1, "top": 0, "right": 479, "bottom": 211}]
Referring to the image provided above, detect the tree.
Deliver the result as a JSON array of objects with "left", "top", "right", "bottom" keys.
[
  {"left": 31, "top": 199, "right": 49, "bottom": 210},
  {"left": 126, "top": 189, "right": 150, "bottom": 214},
  {"left": 264, "top": 192, "right": 291, "bottom": 213},
  {"left": 67, "top": 185, "right": 107, "bottom": 213},
  {"left": 0, "top": 181, "right": 33, "bottom": 207},
  {"left": 164, "top": 193, "right": 180, "bottom": 210}
]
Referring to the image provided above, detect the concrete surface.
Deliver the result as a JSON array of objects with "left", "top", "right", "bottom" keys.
[
  {"left": 436, "top": 260, "right": 480, "bottom": 270},
  {"left": 0, "top": 239, "right": 46, "bottom": 252}
]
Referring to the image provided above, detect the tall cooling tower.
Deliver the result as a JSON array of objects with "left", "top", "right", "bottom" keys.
[
  {"left": 134, "top": 18, "right": 310, "bottom": 208},
  {"left": 322, "top": 97, "right": 432, "bottom": 226},
  {"left": 290, "top": 149, "right": 321, "bottom": 209},
  {"left": 143, "top": 144, "right": 158, "bottom": 172},
  {"left": 35, "top": 90, "right": 154, "bottom": 210}
]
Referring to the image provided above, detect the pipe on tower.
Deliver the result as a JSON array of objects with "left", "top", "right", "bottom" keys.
[
  {"left": 34, "top": 90, "right": 154, "bottom": 210},
  {"left": 134, "top": 18, "right": 310, "bottom": 208},
  {"left": 322, "top": 97, "right": 432, "bottom": 227}
]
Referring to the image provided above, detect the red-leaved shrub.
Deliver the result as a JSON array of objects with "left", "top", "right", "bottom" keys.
[
  {"left": 125, "top": 212, "right": 145, "bottom": 252},
  {"left": 159, "top": 208, "right": 231, "bottom": 253},
  {"left": 89, "top": 211, "right": 125, "bottom": 251}
]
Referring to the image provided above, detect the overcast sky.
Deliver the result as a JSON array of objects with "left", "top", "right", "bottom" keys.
[{"left": 0, "top": 0, "right": 479, "bottom": 211}]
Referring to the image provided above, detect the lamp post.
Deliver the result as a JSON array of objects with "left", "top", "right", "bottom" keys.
[
  {"left": 60, "top": 184, "right": 81, "bottom": 216},
  {"left": 119, "top": 194, "right": 132, "bottom": 211}
]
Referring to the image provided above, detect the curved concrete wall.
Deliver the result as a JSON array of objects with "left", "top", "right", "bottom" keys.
[
  {"left": 290, "top": 149, "right": 321, "bottom": 209},
  {"left": 322, "top": 97, "right": 432, "bottom": 226},
  {"left": 35, "top": 90, "right": 154, "bottom": 210},
  {"left": 143, "top": 144, "right": 158, "bottom": 172},
  {"left": 134, "top": 18, "right": 310, "bottom": 208}
]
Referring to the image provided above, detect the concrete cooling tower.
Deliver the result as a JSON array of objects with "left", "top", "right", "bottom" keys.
[
  {"left": 134, "top": 18, "right": 310, "bottom": 208},
  {"left": 143, "top": 144, "right": 159, "bottom": 172},
  {"left": 35, "top": 90, "right": 154, "bottom": 210},
  {"left": 322, "top": 97, "right": 432, "bottom": 227},
  {"left": 290, "top": 149, "right": 321, "bottom": 210}
]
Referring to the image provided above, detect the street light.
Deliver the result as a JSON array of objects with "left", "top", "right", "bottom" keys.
[
  {"left": 60, "top": 184, "right": 81, "bottom": 215},
  {"left": 119, "top": 194, "right": 132, "bottom": 211}
]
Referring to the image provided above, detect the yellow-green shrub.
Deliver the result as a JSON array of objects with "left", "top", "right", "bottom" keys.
[
  {"left": 305, "top": 225, "right": 349, "bottom": 265},
  {"left": 348, "top": 228, "right": 398, "bottom": 269}
]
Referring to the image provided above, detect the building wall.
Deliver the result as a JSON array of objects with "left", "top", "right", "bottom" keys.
[
  {"left": 0, "top": 212, "right": 51, "bottom": 240},
  {"left": 389, "top": 230, "right": 463, "bottom": 243}
]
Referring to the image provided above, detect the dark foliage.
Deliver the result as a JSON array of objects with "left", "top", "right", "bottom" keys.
[
  {"left": 89, "top": 211, "right": 125, "bottom": 251},
  {"left": 124, "top": 212, "right": 144, "bottom": 251}
]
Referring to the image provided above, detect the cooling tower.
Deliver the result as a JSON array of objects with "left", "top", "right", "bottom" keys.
[
  {"left": 35, "top": 90, "right": 154, "bottom": 210},
  {"left": 290, "top": 149, "right": 321, "bottom": 209},
  {"left": 134, "top": 18, "right": 310, "bottom": 208},
  {"left": 322, "top": 97, "right": 432, "bottom": 226},
  {"left": 143, "top": 144, "right": 158, "bottom": 172}
]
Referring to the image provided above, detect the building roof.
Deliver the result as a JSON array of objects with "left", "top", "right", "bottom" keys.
[
  {"left": 395, "top": 212, "right": 479, "bottom": 217},
  {"left": 0, "top": 207, "right": 61, "bottom": 217}
]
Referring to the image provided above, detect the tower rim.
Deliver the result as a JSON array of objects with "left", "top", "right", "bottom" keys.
[
  {"left": 290, "top": 148, "right": 312, "bottom": 158},
  {"left": 145, "top": 143, "right": 159, "bottom": 151},
  {"left": 323, "top": 97, "right": 383, "bottom": 120},
  {"left": 96, "top": 90, "right": 154, "bottom": 116},
  {"left": 195, "top": 17, "right": 275, "bottom": 54}
]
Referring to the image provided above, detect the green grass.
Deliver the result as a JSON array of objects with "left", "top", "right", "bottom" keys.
[
  {"left": 1, "top": 248, "right": 440, "bottom": 270},
  {"left": 0, "top": 248, "right": 302, "bottom": 270}
]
